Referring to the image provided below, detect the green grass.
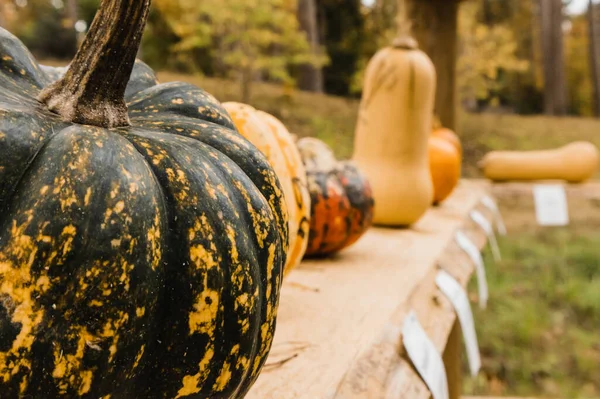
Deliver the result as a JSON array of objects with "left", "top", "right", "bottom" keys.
[
  {"left": 157, "top": 72, "right": 600, "bottom": 177},
  {"left": 464, "top": 227, "right": 600, "bottom": 398}
]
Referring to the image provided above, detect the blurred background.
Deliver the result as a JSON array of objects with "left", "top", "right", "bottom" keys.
[
  {"left": 5, "top": 0, "right": 598, "bottom": 179},
  {"left": 1, "top": 1, "right": 599, "bottom": 398},
  {"left": 1, "top": 0, "right": 599, "bottom": 114}
]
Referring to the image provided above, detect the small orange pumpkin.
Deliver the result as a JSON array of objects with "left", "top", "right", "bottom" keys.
[
  {"left": 432, "top": 127, "right": 462, "bottom": 156},
  {"left": 429, "top": 135, "right": 461, "bottom": 204},
  {"left": 224, "top": 102, "right": 311, "bottom": 274},
  {"left": 432, "top": 116, "right": 462, "bottom": 155}
]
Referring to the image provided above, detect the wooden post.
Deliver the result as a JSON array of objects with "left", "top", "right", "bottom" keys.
[
  {"left": 589, "top": 0, "right": 600, "bottom": 117},
  {"left": 297, "top": 0, "right": 324, "bottom": 93},
  {"left": 406, "top": 0, "right": 460, "bottom": 131},
  {"left": 443, "top": 321, "right": 463, "bottom": 399},
  {"left": 538, "top": 0, "right": 568, "bottom": 115}
]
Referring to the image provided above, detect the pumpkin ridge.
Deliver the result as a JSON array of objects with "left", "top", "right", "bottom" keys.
[
  {"left": 0, "top": 107, "right": 67, "bottom": 214},
  {"left": 0, "top": 125, "right": 168, "bottom": 396},
  {"left": 126, "top": 82, "right": 236, "bottom": 131},
  {"left": 0, "top": 81, "right": 38, "bottom": 105},
  {"left": 0, "top": 28, "right": 50, "bottom": 92},
  {"left": 120, "top": 128, "right": 282, "bottom": 397},
  {"left": 128, "top": 114, "right": 290, "bottom": 257},
  {"left": 123, "top": 127, "right": 280, "bottom": 254}
]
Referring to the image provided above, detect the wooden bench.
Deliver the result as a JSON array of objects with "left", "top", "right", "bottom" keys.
[{"left": 247, "top": 180, "right": 495, "bottom": 399}]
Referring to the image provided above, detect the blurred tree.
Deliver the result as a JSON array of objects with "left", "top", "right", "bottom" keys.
[
  {"left": 78, "top": 0, "right": 100, "bottom": 21},
  {"left": 9, "top": 0, "right": 78, "bottom": 59},
  {"left": 297, "top": 0, "right": 324, "bottom": 92},
  {"left": 0, "top": 0, "right": 13, "bottom": 29},
  {"left": 565, "top": 13, "right": 593, "bottom": 116},
  {"left": 64, "top": 0, "right": 83, "bottom": 45},
  {"left": 138, "top": 7, "right": 182, "bottom": 71},
  {"left": 316, "top": 0, "right": 365, "bottom": 96},
  {"left": 503, "top": 0, "right": 544, "bottom": 114},
  {"left": 155, "top": 0, "right": 325, "bottom": 102},
  {"left": 589, "top": 0, "right": 600, "bottom": 116},
  {"left": 458, "top": 1, "right": 528, "bottom": 109},
  {"left": 350, "top": 0, "right": 395, "bottom": 94},
  {"left": 539, "top": 0, "right": 568, "bottom": 115},
  {"left": 77, "top": 0, "right": 182, "bottom": 70},
  {"left": 406, "top": 0, "right": 462, "bottom": 129}
]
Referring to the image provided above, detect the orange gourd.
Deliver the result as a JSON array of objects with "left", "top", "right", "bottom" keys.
[
  {"left": 224, "top": 102, "right": 311, "bottom": 274},
  {"left": 429, "top": 136, "right": 461, "bottom": 204}
]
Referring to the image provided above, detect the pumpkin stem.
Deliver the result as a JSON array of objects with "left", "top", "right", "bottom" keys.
[
  {"left": 393, "top": 0, "right": 418, "bottom": 50},
  {"left": 38, "top": 0, "right": 152, "bottom": 128}
]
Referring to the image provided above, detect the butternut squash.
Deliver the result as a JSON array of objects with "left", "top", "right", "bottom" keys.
[
  {"left": 353, "top": 19, "right": 436, "bottom": 226},
  {"left": 480, "top": 141, "right": 599, "bottom": 183}
]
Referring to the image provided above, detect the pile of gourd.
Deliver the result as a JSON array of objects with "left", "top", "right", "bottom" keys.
[{"left": 0, "top": 0, "right": 462, "bottom": 397}]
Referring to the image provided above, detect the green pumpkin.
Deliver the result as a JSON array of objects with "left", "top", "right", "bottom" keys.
[{"left": 0, "top": 1, "right": 287, "bottom": 398}]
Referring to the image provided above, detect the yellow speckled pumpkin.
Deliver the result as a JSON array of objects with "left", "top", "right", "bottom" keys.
[
  {"left": 0, "top": 1, "right": 287, "bottom": 397},
  {"left": 224, "top": 102, "right": 311, "bottom": 274}
]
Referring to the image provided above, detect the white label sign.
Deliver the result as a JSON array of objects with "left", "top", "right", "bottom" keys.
[
  {"left": 533, "top": 185, "right": 569, "bottom": 226},
  {"left": 470, "top": 210, "right": 501, "bottom": 262},
  {"left": 436, "top": 271, "right": 481, "bottom": 377},
  {"left": 402, "top": 311, "right": 449, "bottom": 399},
  {"left": 455, "top": 231, "right": 489, "bottom": 309},
  {"left": 481, "top": 195, "right": 507, "bottom": 235}
]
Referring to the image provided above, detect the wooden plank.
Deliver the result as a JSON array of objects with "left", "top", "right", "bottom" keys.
[
  {"left": 247, "top": 180, "right": 494, "bottom": 399},
  {"left": 463, "top": 397, "right": 543, "bottom": 399},
  {"left": 444, "top": 322, "right": 463, "bottom": 399}
]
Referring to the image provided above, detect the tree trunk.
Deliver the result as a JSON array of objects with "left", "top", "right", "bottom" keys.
[
  {"left": 0, "top": 0, "right": 5, "bottom": 29},
  {"left": 65, "top": 0, "right": 85, "bottom": 46},
  {"left": 241, "top": 67, "right": 252, "bottom": 104},
  {"left": 539, "top": 0, "right": 568, "bottom": 115},
  {"left": 589, "top": 0, "right": 600, "bottom": 117},
  {"left": 406, "top": 0, "right": 460, "bottom": 131},
  {"left": 297, "top": 0, "right": 323, "bottom": 92}
]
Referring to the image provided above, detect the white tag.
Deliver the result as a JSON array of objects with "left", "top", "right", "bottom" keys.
[
  {"left": 470, "top": 210, "right": 501, "bottom": 262},
  {"left": 455, "top": 231, "right": 488, "bottom": 309},
  {"left": 436, "top": 271, "right": 481, "bottom": 377},
  {"left": 533, "top": 185, "right": 569, "bottom": 226},
  {"left": 481, "top": 195, "right": 507, "bottom": 235},
  {"left": 402, "top": 311, "right": 449, "bottom": 399}
]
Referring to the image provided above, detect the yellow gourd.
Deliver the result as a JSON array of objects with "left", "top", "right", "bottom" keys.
[
  {"left": 480, "top": 141, "right": 599, "bottom": 183},
  {"left": 352, "top": 15, "right": 436, "bottom": 226},
  {"left": 223, "top": 102, "right": 311, "bottom": 274}
]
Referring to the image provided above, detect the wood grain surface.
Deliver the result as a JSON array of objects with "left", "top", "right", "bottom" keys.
[{"left": 247, "top": 180, "right": 495, "bottom": 399}]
